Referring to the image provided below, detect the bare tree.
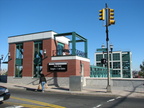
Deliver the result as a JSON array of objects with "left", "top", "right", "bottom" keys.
[{"left": 139, "top": 61, "right": 144, "bottom": 78}]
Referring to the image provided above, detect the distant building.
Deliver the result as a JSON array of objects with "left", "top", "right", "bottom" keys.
[{"left": 94, "top": 50, "right": 132, "bottom": 78}]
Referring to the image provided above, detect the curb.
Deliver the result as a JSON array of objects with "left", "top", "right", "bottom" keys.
[{"left": 1, "top": 83, "right": 144, "bottom": 98}]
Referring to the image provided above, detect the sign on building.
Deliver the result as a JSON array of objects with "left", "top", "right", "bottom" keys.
[{"left": 48, "top": 62, "right": 67, "bottom": 72}]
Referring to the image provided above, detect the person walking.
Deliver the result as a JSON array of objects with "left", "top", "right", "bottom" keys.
[{"left": 39, "top": 73, "right": 47, "bottom": 92}]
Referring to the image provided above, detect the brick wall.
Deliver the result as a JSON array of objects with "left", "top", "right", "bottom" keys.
[
  {"left": 46, "top": 59, "right": 90, "bottom": 77},
  {"left": 23, "top": 41, "right": 33, "bottom": 76},
  {"left": 8, "top": 43, "right": 15, "bottom": 76}
]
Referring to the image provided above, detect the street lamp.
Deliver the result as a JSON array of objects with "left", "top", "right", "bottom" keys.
[
  {"left": 101, "top": 44, "right": 113, "bottom": 52},
  {"left": 0, "top": 55, "right": 4, "bottom": 72},
  {"left": 110, "top": 44, "right": 113, "bottom": 52},
  {"left": 101, "top": 44, "right": 105, "bottom": 49}
]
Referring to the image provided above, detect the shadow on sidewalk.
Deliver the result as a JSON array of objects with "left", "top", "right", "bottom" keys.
[
  {"left": 51, "top": 87, "right": 69, "bottom": 91},
  {"left": 13, "top": 84, "right": 70, "bottom": 92},
  {"left": 83, "top": 86, "right": 107, "bottom": 93},
  {"left": 13, "top": 85, "right": 43, "bottom": 92},
  {"left": 84, "top": 89, "right": 107, "bottom": 93}
]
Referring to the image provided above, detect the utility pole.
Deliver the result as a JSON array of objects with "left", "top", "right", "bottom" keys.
[{"left": 99, "top": 3, "right": 115, "bottom": 93}]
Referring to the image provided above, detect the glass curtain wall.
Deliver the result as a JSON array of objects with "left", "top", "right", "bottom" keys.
[
  {"left": 122, "top": 52, "right": 131, "bottom": 78},
  {"left": 112, "top": 53, "right": 121, "bottom": 77},
  {"left": 33, "top": 41, "right": 42, "bottom": 78},
  {"left": 96, "top": 54, "right": 103, "bottom": 67},
  {"left": 15, "top": 43, "right": 23, "bottom": 77}
]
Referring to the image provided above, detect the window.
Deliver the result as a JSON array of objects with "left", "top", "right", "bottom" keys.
[
  {"left": 123, "top": 62, "right": 130, "bottom": 69},
  {"left": 33, "top": 41, "right": 42, "bottom": 78},
  {"left": 112, "top": 70, "right": 121, "bottom": 77},
  {"left": 122, "top": 53, "right": 130, "bottom": 61},
  {"left": 123, "top": 70, "right": 131, "bottom": 78},
  {"left": 103, "top": 62, "right": 112, "bottom": 68},
  {"left": 96, "top": 54, "right": 103, "bottom": 61},
  {"left": 15, "top": 43, "right": 23, "bottom": 77},
  {"left": 113, "top": 62, "right": 120, "bottom": 69},
  {"left": 104, "top": 54, "right": 112, "bottom": 60},
  {"left": 57, "top": 42, "right": 64, "bottom": 55},
  {"left": 113, "top": 53, "right": 120, "bottom": 61}
]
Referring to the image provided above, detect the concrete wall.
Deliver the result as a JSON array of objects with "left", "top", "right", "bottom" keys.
[
  {"left": 7, "top": 76, "right": 144, "bottom": 92},
  {"left": 7, "top": 76, "right": 69, "bottom": 86},
  {"left": 86, "top": 78, "right": 144, "bottom": 92}
]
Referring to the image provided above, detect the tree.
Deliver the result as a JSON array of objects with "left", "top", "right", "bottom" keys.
[{"left": 139, "top": 61, "right": 144, "bottom": 78}]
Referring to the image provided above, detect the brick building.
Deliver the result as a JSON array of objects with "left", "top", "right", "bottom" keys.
[{"left": 7, "top": 31, "right": 90, "bottom": 86}]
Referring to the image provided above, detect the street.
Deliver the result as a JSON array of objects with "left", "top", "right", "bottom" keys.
[{"left": 0, "top": 88, "right": 143, "bottom": 108}]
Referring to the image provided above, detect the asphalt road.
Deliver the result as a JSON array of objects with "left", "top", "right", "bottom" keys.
[{"left": 0, "top": 88, "right": 144, "bottom": 108}]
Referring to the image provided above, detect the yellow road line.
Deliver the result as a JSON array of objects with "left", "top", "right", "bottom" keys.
[
  {"left": 5, "top": 102, "right": 47, "bottom": 108},
  {"left": 10, "top": 96, "right": 66, "bottom": 108}
]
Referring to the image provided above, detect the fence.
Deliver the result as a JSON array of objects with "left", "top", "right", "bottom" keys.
[{"left": 90, "top": 65, "right": 112, "bottom": 78}]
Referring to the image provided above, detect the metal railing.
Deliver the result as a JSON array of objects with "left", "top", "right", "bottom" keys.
[
  {"left": 90, "top": 65, "right": 113, "bottom": 78},
  {"left": 52, "top": 49, "right": 87, "bottom": 58}
]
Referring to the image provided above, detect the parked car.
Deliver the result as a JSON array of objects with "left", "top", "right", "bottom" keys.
[{"left": 0, "top": 86, "right": 10, "bottom": 101}]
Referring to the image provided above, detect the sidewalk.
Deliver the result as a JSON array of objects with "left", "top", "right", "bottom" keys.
[{"left": 0, "top": 82, "right": 144, "bottom": 98}]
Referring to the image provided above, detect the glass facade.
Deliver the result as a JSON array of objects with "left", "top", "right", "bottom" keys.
[
  {"left": 104, "top": 54, "right": 112, "bottom": 60},
  {"left": 33, "top": 41, "right": 43, "bottom": 78},
  {"left": 122, "top": 52, "right": 131, "bottom": 78},
  {"left": 96, "top": 54, "right": 103, "bottom": 61},
  {"left": 113, "top": 62, "right": 120, "bottom": 69},
  {"left": 113, "top": 53, "right": 120, "bottom": 60},
  {"left": 95, "top": 51, "right": 132, "bottom": 78},
  {"left": 112, "top": 70, "right": 121, "bottom": 77},
  {"left": 15, "top": 43, "right": 23, "bottom": 77}
]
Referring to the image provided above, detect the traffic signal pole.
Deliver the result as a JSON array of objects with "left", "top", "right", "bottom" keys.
[
  {"left": 99, "top": 3, "right": 115, "bottom": 93},
  {"left": 105, "top": 3, "right": 111, "bottom": 93}
]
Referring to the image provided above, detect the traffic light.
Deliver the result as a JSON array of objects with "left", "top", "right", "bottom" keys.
[
  {"left": 101, "top": 58, "right": 107, "bottom": 64},
  {"left": 99, "top": 9, "right": 105, "bottom": 20},
  {"left": 108, "top": 9, "right": 115, "bottom": 25}
]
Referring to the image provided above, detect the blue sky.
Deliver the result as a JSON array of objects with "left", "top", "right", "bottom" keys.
[{"left": 0, "top": 0, "right": 144, "bottom": 70}]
